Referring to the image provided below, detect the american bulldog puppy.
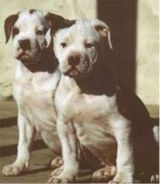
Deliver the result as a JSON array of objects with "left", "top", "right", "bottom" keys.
[
  {"left": 2, "top": 9, "right": 74, "bottom": 176},
  {"left": 50, "top": 19, "right": 158, "bottom": 183}
]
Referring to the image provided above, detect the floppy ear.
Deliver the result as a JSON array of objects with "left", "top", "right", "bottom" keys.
[
  {"left": 92, "top": 19, "right": 113, "bottom": 50},
  {"left": 4, "top": 13, "right": 19, "bottom": 43},
  {"left": 45, "top": 13, "right": 75, "bottom": 34}
]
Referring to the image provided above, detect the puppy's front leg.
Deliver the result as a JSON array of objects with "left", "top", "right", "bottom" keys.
[
  {"left": 2, "top": 111, "right": 35, "bottom": 176},
  {"left": 49, "top": 117, "right": 79, "bottom": 183},
  {"left": 111, "top": 116, "right": 134, "bottom": 183}
]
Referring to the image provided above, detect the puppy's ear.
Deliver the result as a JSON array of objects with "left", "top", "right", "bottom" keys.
[
  {"left": 45, "top": 13, "right": 75, "bottom": 33},
  {"left": 4, "top": 13, "right": 19, "bottom": 43},
  {"left": 92, "top": 19, "right": 113, "bottom": 50}
]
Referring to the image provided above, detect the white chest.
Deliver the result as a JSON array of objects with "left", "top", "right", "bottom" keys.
[
  {"left": 13, "top": 66, "right": 60, "bottom": 131},
  {"left": 56, "top": 77, "right": 117, "bottom": 123}
]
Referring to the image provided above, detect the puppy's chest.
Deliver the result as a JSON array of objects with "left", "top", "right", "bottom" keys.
[
  {"left": 56, "top": 83, "right": 117, "bottom": 161},
  {"left": 56, "top": 85, "right": 116, "bottom": 124},
  {"left": 14, "top": 73, "right": 57, "bottom": 124},
  {"left": 18, "top": 84, "right": 49, "bottom": 105}
]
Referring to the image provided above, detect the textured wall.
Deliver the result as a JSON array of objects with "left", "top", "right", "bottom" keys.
[
  {"left": 0, "top": 0, "right": 159, "bottom": 106},
  {"left": 0, "top": 0, "right": 97, "bottom": 100},
  {"left": 136, "top": 0, "right": 159, "bottom": 105}
]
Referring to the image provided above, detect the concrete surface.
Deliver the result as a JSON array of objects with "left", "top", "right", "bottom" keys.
[
  {"left": 0, "top": 0, "right": 159, "bottom": 106},
  {"left": 0, "top": 101, "right": 159, "bottom": 183},
  {"left": 0, "top": 101, "right": 51, "bottom": 183},
  {"left": 136, "top": 0, "right": 159, "bottom": 105},
  {"left": 0, "top": 101, "right": 94, "bottom": 183}
]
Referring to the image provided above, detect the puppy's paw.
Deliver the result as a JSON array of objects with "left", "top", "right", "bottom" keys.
[
  {"left": 110, "top": 171, "right": 133, "bottom": 184},
  {"left": 48, "top": 176, "right": 74, "bottom": 183},
  {"left": 50, "top": 166, "right": 63, "bottom": 177},
  {"left": 50, "top": 156, "right": 63, "bottom": 169},
  {"left": 2, "top": 162, "right": 27, "bottom": 176},
  {"left": 48, "top": 170, "right": 76, "bottom": 183},
  {"left": 92, "top": 165, "right": 116, "bottom": 182},
  {"left": 150, "top": 174, "right": 159, "bottom": 183}
]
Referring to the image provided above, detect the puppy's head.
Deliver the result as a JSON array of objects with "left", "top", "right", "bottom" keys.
[
  {"left": 54, "top": 19, "right": 113, "bottom": 79},
  {"left": 4, "top": 9, "right": 75, "bottom": 65}
]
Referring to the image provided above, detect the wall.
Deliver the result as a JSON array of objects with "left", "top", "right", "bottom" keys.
[
  {"left": 0, "top": 0, "right": 159, "bottom": 106},
  {"left": 136, "top": 0, "right": 159, "bottom": 105},
  {"left": 0, "top": 0, "right": 97, "bottom": 100}
]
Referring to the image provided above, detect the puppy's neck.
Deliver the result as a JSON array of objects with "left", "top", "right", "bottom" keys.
[
  {"left": 19, "top": 46, "right": 58, "bottom": 73},
  {"left": 75, "top": 61, "right": 117, "bottom": 96}
]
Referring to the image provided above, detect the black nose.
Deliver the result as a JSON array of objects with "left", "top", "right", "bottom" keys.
[
  {"left": 19, "top": 39, "right": 31, "bottom": 50},
  {"left": 68, "top": 54, "right": 81, "bottom": 66}
]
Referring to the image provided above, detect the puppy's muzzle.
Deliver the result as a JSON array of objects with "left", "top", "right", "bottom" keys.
[
  {"left": 19, "top": 39, "right": 31, "bottom": 51},
  {"left": 68, "top": 53, "right": 81, "bottom": 66}
]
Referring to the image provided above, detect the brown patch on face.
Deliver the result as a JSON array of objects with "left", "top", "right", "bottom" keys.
[{"left": 45, "top": 13, "right": 75, "bottom": 33}]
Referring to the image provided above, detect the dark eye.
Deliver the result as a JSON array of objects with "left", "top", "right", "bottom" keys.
[
  {"left": 12, "top": 27, "right": 19, "bottom": 37},
  {"left": 36, "top": 30, "right": 44, "bottom": 35},
  {"left": 85, "top": 42, "right": 94, "bottom": 48},
  {"left": 60, "top": 42, "right": 67, "bottom": 48}
]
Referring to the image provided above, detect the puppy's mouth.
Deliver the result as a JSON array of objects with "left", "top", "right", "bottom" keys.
[
  {"left": 64, "top": 67, "right": 80, "bottom": 77},
  {"left": 16, "top": 50, "right": 39, "bottom": 65},
  {"left": 63, "top": 62, "right": 92, "bottom": 78},
  {"left": 17, "top": 52, "right": 29, "bottom": 59}
]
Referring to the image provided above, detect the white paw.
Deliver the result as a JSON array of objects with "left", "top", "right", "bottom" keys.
[
  {"left": 50, "top": 166, "right": 63, "bottom": 177},
  {"left": 2, "top": 162, "right": 28, "bottom": 176},
  {"left": 48, "top": 176, "right": 73, "bottom": 183},
  {"left": 48, "top": 170, "right": 77, "bottom": 183},
  {"left": 110, "top": 172, "right": 133, "bottom": 183},
  {"left": 92, "top": 165, "right": 116, "bottom": 182}
]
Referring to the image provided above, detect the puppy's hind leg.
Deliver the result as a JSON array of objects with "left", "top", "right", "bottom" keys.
[
  {"left": 2, "top": 112, "right": 35, "bottom": 176},
  {"left": 92, "top": 165, "right": 116, "bottom": 182}
]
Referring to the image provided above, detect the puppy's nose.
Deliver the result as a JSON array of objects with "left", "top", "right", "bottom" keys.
[
  {"left": 19, "top": 39, "right": 31, "bottom": 50},
  {"left": 68, "top": 54, "right": 80, "bottom": 66}
]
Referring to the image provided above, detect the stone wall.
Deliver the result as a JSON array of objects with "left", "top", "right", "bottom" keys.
[
  {"left": 0, "top": 0, "right": 159, "bottom": 106},
  {"left": 0, "top": 0, "right": 97, "bottom": 100},
  {"left": 136, "top": 0, "right": 159, "bottom": 105}
]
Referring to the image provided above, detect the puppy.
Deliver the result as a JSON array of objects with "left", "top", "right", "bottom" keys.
[
  {"left": 52, "top": 19, "right": 158, "bottom": 183},
  {"left": 2, "top": 9, "right": 74, "bottom": 176}
]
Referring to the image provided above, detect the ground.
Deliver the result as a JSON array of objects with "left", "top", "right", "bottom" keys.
[
  {"left": 0, "top": 101, "right": 158, "bottom": 183},
  {"left": 0, "top": 101, "right": 93, "bottom": 183}
]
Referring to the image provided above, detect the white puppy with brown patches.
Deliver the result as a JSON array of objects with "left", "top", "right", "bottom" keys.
[
  {"left": 52, "top": 19, "right": 158, "bottom": 183},
  {"left": 52, "top": 19, "right": 134, "bottom": 183},
  {"left": 2, "top": 9, "right": 74, "bottom": 176}
]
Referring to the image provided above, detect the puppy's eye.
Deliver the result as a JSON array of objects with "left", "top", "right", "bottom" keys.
[
  {"left": 12, "top": 27, "right": 19, "bottom": 37},
  {"left": 85, "top": 42, "right": 94, "bottom": 48},
  {"left": 36, "top": 30, "right": 44, "bottom": 35},
  {"left": 60, "top": 42, "right": 67, "bottom": 48}
]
